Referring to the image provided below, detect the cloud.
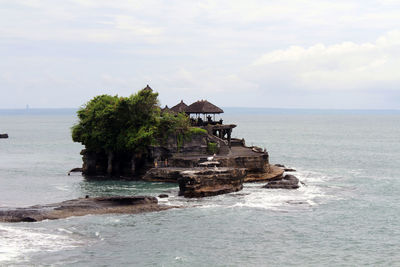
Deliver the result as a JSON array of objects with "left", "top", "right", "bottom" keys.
[
  {"left": 1, "top": 1, "right": 400, "bottom": 108},
  {"left": 250, "top": 31, "right": 400, "bottom": 91}
]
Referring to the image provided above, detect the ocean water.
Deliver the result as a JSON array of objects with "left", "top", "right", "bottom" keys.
[{"left": 0, "top": 110, "right": 399, "bottom": 266}]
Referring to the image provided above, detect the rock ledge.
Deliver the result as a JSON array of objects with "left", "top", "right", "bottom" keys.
[{"left": 0, "top": 196, "right": 174, "bottom": 222}]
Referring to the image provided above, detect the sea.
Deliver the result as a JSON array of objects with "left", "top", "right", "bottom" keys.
[{"left": 0, "top": 108, "right": 399, "bottom": 266}]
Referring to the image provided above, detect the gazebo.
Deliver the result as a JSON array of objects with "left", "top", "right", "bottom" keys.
[
  {"left": 185, "top": 100, "right": 224, "bottom": 124},
  {"left": 185, "top": 100, "right": 236, "bottom": 147},
  {"left": 170, "top": 100, "right": 188, "bottom": 113}
]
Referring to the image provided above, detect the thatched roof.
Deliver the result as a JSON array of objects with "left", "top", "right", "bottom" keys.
[
  {"left": 170, "top": 100, "right": 188, "bottom": 113},
  {"left": 185, "top": 100, "right": 224, "bottom": 114}
]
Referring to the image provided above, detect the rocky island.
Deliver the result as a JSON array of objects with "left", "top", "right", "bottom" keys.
[{"left": 72, "top": 85, "right": 293, "bottom": 196}]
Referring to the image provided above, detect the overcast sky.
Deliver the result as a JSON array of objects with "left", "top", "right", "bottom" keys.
[{"left": 1, "top": 0, "right": 400, "bottom": 109}]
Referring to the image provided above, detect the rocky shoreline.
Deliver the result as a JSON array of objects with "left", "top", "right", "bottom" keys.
[
  {"left": 0, "top": 163, "right": 301, "bottom": 223},
  {"left": 0, "top": 196, "right": 174, "bottom": 223}
]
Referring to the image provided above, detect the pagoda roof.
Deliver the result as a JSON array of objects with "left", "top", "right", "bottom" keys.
[
  {"left": 161, "top": 105, "right": 171, "bottom": 113},
  {"left": 142, "top": 84, "right": 153, "bottom": 92},
  {"left": 185, "top": 100, "right": 224, "bottom": 114}
]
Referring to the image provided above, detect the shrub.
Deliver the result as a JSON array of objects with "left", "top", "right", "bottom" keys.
[{"left": 207, "top": 142, "right": 218, "bottom": 155}]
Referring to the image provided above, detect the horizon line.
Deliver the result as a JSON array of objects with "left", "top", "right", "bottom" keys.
[{"left": 0, "top": 107, "right": 400, "bottom": 111}]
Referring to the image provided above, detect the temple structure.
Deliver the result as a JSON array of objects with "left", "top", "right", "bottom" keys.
[
  {"left": 170, "top": 99, "right": 237, "bottom": 148},
  {"left": 79, "top": 87, "right": 286, "bottom": 197}
]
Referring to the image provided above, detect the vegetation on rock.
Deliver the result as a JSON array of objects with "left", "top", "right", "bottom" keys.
[
  {"left": 207, "top": 141, "right": 218, "bottom": 154},
  {"left": 72, "top": 87, "right": 206, "bottom": 156},
  {"left": 72, "top": 89, "right": 160, "bottom": 154}
]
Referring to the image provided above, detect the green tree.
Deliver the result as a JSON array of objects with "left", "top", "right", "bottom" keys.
[
  {"left": 72, "top": 87, "right": 160, "bottom": 174},
  {"left": 72, "top": 86, "right": 206, "bottom": 174},
  {"left": 72, "top": 94, "right": 119, "bottom": 153}
]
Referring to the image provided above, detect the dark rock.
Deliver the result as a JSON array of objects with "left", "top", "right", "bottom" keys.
[
  {"left": 274, "top": 164, "right": 285, "bottom": 168},
  {"left": 68, "top": 167, "right": 83, "bottom": 175},
  {"left": 21, "top": 217, "right": 37, "bottom": 222},
  {"left": 158, "top": 194, "right": 169, "bottom": 198},
  {"left": 263, "top": 174, "right": 299, "bottom": 189},
  {"left": 0, "top": 196, "right": 173, "bottom": 223},
  {"left": 0, "top": 134, "right": 8, "bottom": 139},
  {"left": 284, "top": 168, "right": 296, "bottom": 172}
]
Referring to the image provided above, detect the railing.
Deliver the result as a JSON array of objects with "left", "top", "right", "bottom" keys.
[{"left": 190, "top": 119, "right": 223, "bottom": 127}]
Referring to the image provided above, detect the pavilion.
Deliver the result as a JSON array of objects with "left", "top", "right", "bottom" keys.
[
  {"left": 185, "top": 100, "right": 223, "bottom": 123},
  {"left": 185, "top": 100, "right": 236, "bottom": 148}
]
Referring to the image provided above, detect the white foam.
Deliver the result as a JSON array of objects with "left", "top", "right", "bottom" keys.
[
  {"left": 149, "top": 169, "right": 341, "bottom": 213},
  {"left": 54, "top": 185, "right": 70, "bottom": 191},
  {"left": 234, "top": 170, "right": 344, "bottom": 211},
  {"left": 0, "top": 224, "right": 85, "bottom": 264}
]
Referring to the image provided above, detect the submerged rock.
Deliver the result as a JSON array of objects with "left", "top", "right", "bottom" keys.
[
  {"left": 0, "top": 196, "right": 173, "bottom": 223},
  {"left": 263, "top": 174, "right": 300, "bottom": 189}
]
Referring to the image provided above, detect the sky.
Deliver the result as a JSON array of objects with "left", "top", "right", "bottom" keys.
[{"left": 0, "top": 0, "right": 400, "bottom": 109}]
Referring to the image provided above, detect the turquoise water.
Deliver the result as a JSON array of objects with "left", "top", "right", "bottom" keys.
[{"left": 0, "top": 111, "right": 399, "bottom": 266}]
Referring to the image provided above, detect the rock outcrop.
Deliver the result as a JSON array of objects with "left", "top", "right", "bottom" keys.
[
  {"left": 169, "top": 148, "right": 274, "bottom": 183},
  {"left": 178, "top": 168, "right": 246, "bottom": 198},
  {"left": 263, "top": 174, "right": 300, "bottom": 189},
  {"left": 0, "top": 134, "right": 8, "bottom": 139},
  {"left": 143, "top": 168, "right": 184, "bottom": 182},
  {"left": 144, "top": 167, "right": 246, "bottom": 198},
  {"left": 0, "top": 196, "right": 173, "bottom": 222},
  {"left": 80, "top": 131, "right": 210, "bottom": 177},
  {"left": 244, "top": 165, "right": 284, "bottom": 182},
  {"left": 217, "top": 154, "right": 270, "bottom": 175}
]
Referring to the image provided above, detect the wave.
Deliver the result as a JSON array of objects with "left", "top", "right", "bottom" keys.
[
  {"left": 0, "top": 224, "right": 85, "bottom": 264},
  {"left": 160, "top": 169, "right": 342, "bottom": 212}
]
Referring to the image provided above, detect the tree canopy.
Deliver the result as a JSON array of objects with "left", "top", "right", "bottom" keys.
[{"left": 72, "top": 87, "right": 200, "bottom": 154}]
